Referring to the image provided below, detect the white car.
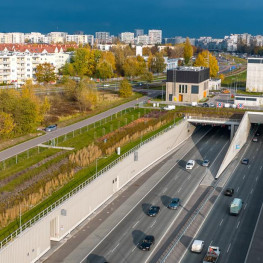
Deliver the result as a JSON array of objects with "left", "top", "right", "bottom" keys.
[
  {"left": 191, "top": 240, "right": 204, "bottom": 253},
  {"left": 186, "top": 160, "right": 195, "bottom": 169}
]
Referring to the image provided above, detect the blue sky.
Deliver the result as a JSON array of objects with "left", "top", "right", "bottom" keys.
[{"left": 1, "top": 0, "right": 262, "bottom": 37}]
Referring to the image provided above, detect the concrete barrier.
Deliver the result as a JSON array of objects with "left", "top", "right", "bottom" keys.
[
  {"left": 0, "top": 120, "right": 195, "bottom": 263},
  {"left": 216, "top": 112, "right": 251, "bottom": 179}
]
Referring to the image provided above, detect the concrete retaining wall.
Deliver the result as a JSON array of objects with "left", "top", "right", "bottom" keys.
[
  {"left": 0, "top": 120, "right": 195, "bottom": 263},
  {"left": 216, "top": 112, "right": 251, "bottom": 178}
]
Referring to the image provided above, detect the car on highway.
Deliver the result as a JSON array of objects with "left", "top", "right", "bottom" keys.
[
  {"left": 45, "top": 124, "right": 57, "bottom": 132},
  {"left": 224, "top": 188, "right": 234, "bottom": 196},
  {"left": 202, "top": 103, "right": 209, "bottom": 107},
  {"left": 241, "top": 158, "right": 249, "bottom": 165},
  {"left": 167, "top": 198, "right": 180, "bottom": 210},
  {"left": 138, "top": 235, "right": 155, "bottom": 251},
  {"left": 209, "top": 102, "right": 215, "bottom": 107},
  {"left": 186, "top": 160, "right": 195, "bottom": 169},
  {"left": 191, "top": 240, "right": 204, "bottom": 253},
  {"left": 147, "top": 206, "right": 160, "bottom": 217},
  {"left": 252, "top": 137, "right": 258, "bottom": 142},
  {"left": 202, "top": 160, "right": 210, "bottom": 167}
]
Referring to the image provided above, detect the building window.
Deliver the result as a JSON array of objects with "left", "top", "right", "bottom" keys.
[
  {"left": 185, "top": 85, "right": 188, "bottom": 93},
  {"left": 179, "top": 85, "right": 181, "bottom": 93},
  {"left": 182, "top": 85, "right": 184, "bottom": 93},
  {"left": 169, "top": 94, "right": 173, "bottom": 101},
  {"left": 191, "top": 85, "right": 199, "bottom": 94}
]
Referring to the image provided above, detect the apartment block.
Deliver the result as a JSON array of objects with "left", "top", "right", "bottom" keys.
[{"left": 148, "top": 30, "right": 162, "bottom": 45}]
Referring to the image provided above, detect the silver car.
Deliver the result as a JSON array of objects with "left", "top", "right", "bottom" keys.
[{"left": 202, "top": 160, "right": 210, "bottom": 167}]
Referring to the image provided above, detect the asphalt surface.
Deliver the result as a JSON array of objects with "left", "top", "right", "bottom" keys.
[
  {"left": 42, "top": 126, "right": 230, "bottom": 263},
  {"left": 0, "top": 97, "right": 147, "bottom": 162},
  {"left": 181, "top": 126, "right": 263, "bottom": 263}
]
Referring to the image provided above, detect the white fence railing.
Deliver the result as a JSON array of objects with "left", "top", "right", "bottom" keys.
[{"left": 0, "top": 118, "right": 183, "bottom": 249}]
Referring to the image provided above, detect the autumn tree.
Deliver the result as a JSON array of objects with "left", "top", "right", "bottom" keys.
[
  {"left": 0, "top": 112, "right": 15, "bottom": 137},
  {"left": 119, "top": 79, "right": 133, "bottom": 98},
  {"left": 141, "top": 71, "right": 153, "bottom": 83},
  {"left": 148, "top": 52, "right": 166, "bottom": 73},
  {"left": 123, "top": 56, "right": 146, "bottom": 78},
  {"left": 194, "top": 50, "right": 219, "bottom": 77},
  {"left": 35, "top": 63, "right": 56, "bottom": 83},
  {"left": 184, "top": 37, "right": 193, "bottom": 65}
]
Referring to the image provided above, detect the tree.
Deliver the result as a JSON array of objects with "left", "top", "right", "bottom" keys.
[
  {"left": 184, "top": 37, "right": 193, "bottom": 65},
  {"left": 194, "top": 50, "right": 219, "bottom": 77},
  {"left": 219, "top": 74, "right": 225, "bottom": 82},
  {"left": 148, "top": 52, "right": 166, "bottom": 73},
  {"left": 62, "top": 62, "right": 75, "bottom": 76},
  {"left": 35, "top": 63, "right": 56, "bottom": 83},
  {"left": 0, "top": 112, "right": 15, "bottom": 137},
  {"left": 119, "top": 79, "right": 133, "bottom": 98},
  {"left": 142, "top": 71, "right": 153, "bottom": 83}
]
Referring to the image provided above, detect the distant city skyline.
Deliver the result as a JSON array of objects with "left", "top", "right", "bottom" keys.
[{"left": 1, "top": 0, "right": 263, "bottom": 38}]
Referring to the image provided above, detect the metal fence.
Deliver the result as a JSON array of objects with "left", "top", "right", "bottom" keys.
[{"left": 0, "top": 118, "right": 184, "bottom": 249}]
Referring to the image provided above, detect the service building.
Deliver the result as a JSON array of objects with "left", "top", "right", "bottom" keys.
[
  {"left": 166, "top": 66, "right": 209, "bottom": 102},
  {"left": 246, "top": 57, "right": 263, "bottom": 92}
]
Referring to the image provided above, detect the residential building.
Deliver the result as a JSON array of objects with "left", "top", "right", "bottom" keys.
[
  {"left": 136, "top": 35, "right": 149, "bottom": 45},
  {"left": 120, "top": 32, "right": 134, "bottom": 44},
  {"left": 135, "top": 29, "right": 144, "bottom": 37},
  {"left": 246, "top": 57, "right": 263, "bottom": 92},
  {"left": 136, "top": 46, "right": 143, "bottom": 56},
  {"left": 95, "top": 32, "right": 110, "bottom": 44},
  {"left": 66, "top": 34, "right": 94, "bottom": 45},
  {"left": 47, "top": 32, "right": 68, "bottom": 43},
  {"left": 24, "top": 32, "right": 46, "bottom": 43},
  {"left": 166, "top": 66, "right": 209, "bottom": 102},
  {"left": 148, "top": 30, "right": 162, "bottom": 45},
  {"left": 209, "top": 78, "right": 221, "bottom": 90}
]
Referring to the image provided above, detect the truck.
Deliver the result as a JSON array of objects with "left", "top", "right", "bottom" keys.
[
  {"left": 229, "top": 198, "right": 243, "bottom": 215},
  {"left": 163, "top": 105, "right": 175, "bottom": 110},
  {"left": 203, "top": 246, "right": 220, "bottom": 263}
]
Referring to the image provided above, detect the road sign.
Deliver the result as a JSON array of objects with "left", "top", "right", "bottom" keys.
[
  {"left": 237, "top": 103, "right": 244, "bottom": 109},
  {"left": 217, "top": 102, "right": 223, "bottom": 108}
]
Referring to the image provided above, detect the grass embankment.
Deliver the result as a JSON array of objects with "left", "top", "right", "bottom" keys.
[
  {"left": 222, "top": 70, "right": 247, "bottom": 87},
  {"left": 0, "top": 108, "right": 182, "bottom": 241}
]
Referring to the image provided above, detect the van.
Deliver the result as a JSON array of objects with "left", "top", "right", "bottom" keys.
[{"left": 229, "top": 198, "right": 243, "bottom": 215}]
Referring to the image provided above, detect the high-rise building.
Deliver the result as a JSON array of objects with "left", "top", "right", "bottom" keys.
[
  {"left": 136, "top": 35, "right": 149, "bottom": 45},
  {"left": 120, "top": 32, "right": 134, "bottom": 44},
  {"left": 148, "top": 30, "right": 162, "bottom": 45},
  {"left": 95, "top": 32, "right": 110, "bottom": 44},
  {"left": 66, "top": 34, "right": 94, "bottom": 45},
  {"left": 135, "top": 29, "right": 144, "bottom": 37},
  {"left": 47, "top": 32, "right": 68, "bottom": 43}
]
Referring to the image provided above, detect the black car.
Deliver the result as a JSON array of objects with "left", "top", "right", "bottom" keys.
[
  {"left": 241, "top": 158, "right": 249, "bottom": 165},
  {"left": 147, "top": 206, "right": 160, "bottom": 217},
  {"left": 256, "top": 131, "right": 260, "bottom": 136},
  {"left": 138, "top": 235, "right": 155, "bottom": 251},
  {"left": 202, "top": 103, "right": 209, "bottom": 107},
  {"left": 224, "top": 188, "right": 234, "bottom": 196}
]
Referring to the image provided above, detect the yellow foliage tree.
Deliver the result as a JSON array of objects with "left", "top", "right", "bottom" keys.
[
  {"left": 0, "top": 112, "right": 15, "bottom": 137},
  {"left": 184, "top": 37, "right": 193, "bottom": 65}
]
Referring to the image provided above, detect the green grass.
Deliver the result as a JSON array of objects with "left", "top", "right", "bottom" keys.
[
  {"left": 0, "top": 114, "right": 182, "bottom": 242},
  {"left": 236, "top": 90, "right": 263, "bottom": 96},
  {"left": 222, "top": 70, "right": 247, "bottom": 87}
]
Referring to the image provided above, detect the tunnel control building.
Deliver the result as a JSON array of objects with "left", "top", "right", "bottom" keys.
[{"left": 166, "top": 66, "right": 210, "bottom": 103}]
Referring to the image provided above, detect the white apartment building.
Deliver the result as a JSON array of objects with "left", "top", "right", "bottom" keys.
[
  {"left": 95, "top": 32, "right": 110, "bottom": 44},
  {"left": 148, "top": 30, "right": 162, "bottom": 44},
  {"left": 0, "top": 33, "right": 25, "bottom": 44},
  {"left": 66, "top": 34, "right": 94, "bottom": 45},
  {"left": 24, "top": 32, "right": 46, "bottom": 43},
  {"left": 47, "top": 32, "right": 68, "bottom": 43},
  {"left": 0, "top": 50, "right": 71, "bottom": 85},
  {"left": 120, "top": 32, "right": 134, "bottom": 44},
  {"left": 136, "top": 35, "right": 149, "bottom": 45}
]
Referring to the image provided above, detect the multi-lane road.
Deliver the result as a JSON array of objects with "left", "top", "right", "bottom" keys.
[
  {"left": 42, "top": 126, "right": 230, "bottom": 263},
  {"left": 182, "top": 126, "right": 263, "bottom": 263}
]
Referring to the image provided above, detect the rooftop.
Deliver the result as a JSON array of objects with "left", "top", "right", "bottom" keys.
[{"left": 170, "top": 66, "right": 208, "bottom": 72}]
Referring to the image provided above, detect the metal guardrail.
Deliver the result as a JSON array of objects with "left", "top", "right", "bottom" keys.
[
  {"left": 186, "top": 116, "right": 241, "bottom": 123},
  {"left": 0, "top": 118, "right": 184, "bottom": 249}
]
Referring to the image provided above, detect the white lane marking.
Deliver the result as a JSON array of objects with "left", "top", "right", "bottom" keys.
[
  {"left": 162, "top": 187, "right": 168, "bottom": 193},
  {"left": 219, "top": 218, "right": 224, "bottom": 226},
  {"left": 131, "top": 246, "right": 137, "bottom": 253},
  {"left": 210, "top": 240, "right": 213, "bottom": 245},
  {"left": 187, "top": 175, "right": 191, "bottom": 181},
  {"left": 250, "top": 188, "right": 254, "bottom": 195},
  {"left": 237, "top": 187, "right": 240, "bottom": 192},
  {"left": 257, "top": 148, "right": 259, "bottom": 152},
  {"left": 243, "top": 175, "right": 246, "bottom": 180},
  {"left": 256, "top": 176, "right": 259, "bottom": 182},
  {"left": 236, "top": 221, "right": 240, "bottom": 229},
  {"left": 248, "top": 165, "right": 250, "bottom": 169},
  {"left": 178, "top": 187, "right": 182, "bottom": 193},
  {"left": 132, "top": 220, "right": 139, "bottom": 229},
  {"left": 244, "top": 203, "right": 247, "bottom": 210},
  {"left": 150, "top": 220, "right": 157, "bottom": 228},
  {"left": 111, "top": 243, "right": 119, "bottom": 253},
  {"left": 260, "top": 166, "right": 262, "bottom": 171},
  {"left": 227, "top": 243, "right": 231, "bottom": 253}
]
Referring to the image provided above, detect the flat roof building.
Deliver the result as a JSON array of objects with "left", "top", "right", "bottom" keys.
[
  {"left": 166, "top": 66, "right": 209, "bottom": 102},
  {"left": 246, "top": 57, "right": 263, "bottom": 92}
]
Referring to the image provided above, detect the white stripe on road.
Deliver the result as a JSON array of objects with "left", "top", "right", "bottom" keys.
[
  {"left": 243, "top": 175, "right": 246, "bottom": 180},
  {"left": 256, "top": 176, "right": 258, "bottom": 182},
  {"left": 250, "top": 188, "right": 254, "bottom": 195},
  {"left": 236, "top": 221, "right": 240, "bottom": 229},
  {"left": 244, "top": 203, "right": 247, "bottom": 210},
  {"left": 219, "top": 218, "right": 224, "bottom": 226},
  {"left": 237, "top": 187, "right": 240, "bottom": 193},
  {"left": 227, "top": 243, "right": 231, "bottom": 253},
  {"left": 132, "top": 221, "right": 139, "bottom": 229},
  {"left": 150, "top": 220, "right": 157, "bottom": 228},
  {"left": 260, "top": 166, "right": 262, "bottom": 171},
  {"left": 162, "top": 187, "right": 168, "bottom": 193},
  {"left": 111, "top": 243, "right": 119, "bottom": 253},
  {"left": 178, "top": 187, "right": 182, "bottom": 193}
]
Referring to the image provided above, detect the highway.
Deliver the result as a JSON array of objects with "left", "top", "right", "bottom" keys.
[
  {"left": 0, "top": 96, "right": 147, "bottom": 162},
  {"left": 181, "top": 126, "right": 263, "bottom": 263},
  {"left": 42, "top": 126, "right": 230, "bottom": 263}
]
